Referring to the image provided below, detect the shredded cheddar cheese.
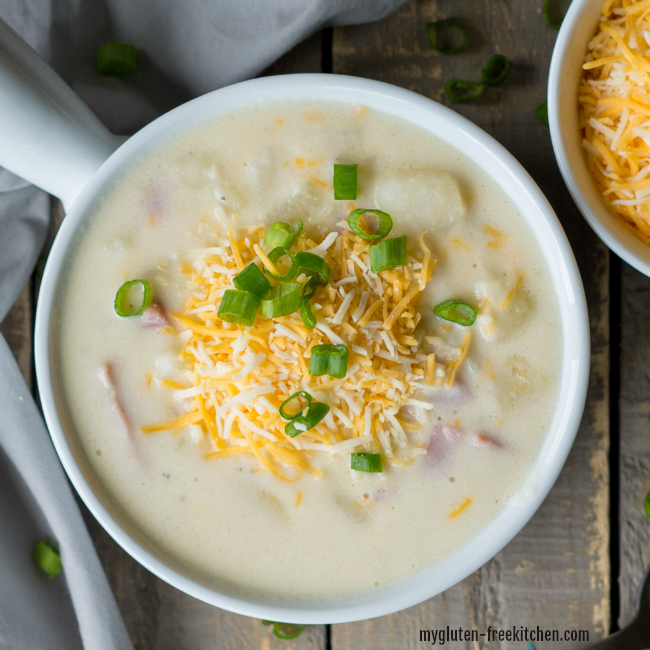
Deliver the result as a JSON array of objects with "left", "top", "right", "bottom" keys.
[
  {"left": 143, "top": 223, "right": 474, "bottom": 480},
  {"left": 448, "top": 496, "right": 473, "bottom": 519},
  {"left": 579, "top": 0, "right": 650, "bottom": 244}
]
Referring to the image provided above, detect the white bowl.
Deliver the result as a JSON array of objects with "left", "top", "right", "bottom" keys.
[
  {"left": 549, "top": 0, "right": 650, "bottom": 276},
  {"left": 32, "top": 74, "right": 590, "bottom": 623}
]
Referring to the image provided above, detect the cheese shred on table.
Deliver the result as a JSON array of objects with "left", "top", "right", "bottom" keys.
[
  {"left": 579, "top": 0, "right": 650, "bottom": 244},
  {"left": 143, "top": 224, "right": 469, "bottom": 481}
]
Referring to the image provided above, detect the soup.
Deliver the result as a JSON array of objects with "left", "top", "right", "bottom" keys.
[{"left": 54, "top": 101, "right": 561, "bottom": 600}]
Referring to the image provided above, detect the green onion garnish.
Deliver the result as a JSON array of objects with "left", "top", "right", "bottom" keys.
[
  {"left": 261, "top": 620, "right": 306, "bottom": 639},
  {"left": 444, "top": 79, "right": 485, "bottom": 103},
  {"left": 263, "top": 220, "right": 303, "bottom": 250},
  {"left": 424, "top": 20, "right": 467, "bottom": 54},
  {"left": 217, "top": 290, "right": 260, "bottom": 326},
  {"left": 347, "top": 209, "right": 393, "bottom": 241},
  {"left": 300, "top": 297, "right": 317, "bottom": 330},
  {"left": 263, "top": 247, "right": 299, "bottom": 282},
  {"left": 34, "top": 540, "right": 62, "bottom": 579},
  {"left": 481, "top": 55, "right": 510, "bottom": 86},
  {"left": 309, "top": 344, "right": 348, "bottom": 379},
  {"left": 543, "top": 0, "right": 569, "bottom": 30},
  {"left": 369, "top": 236, "right": 407, "bottom": 273},
  {"left": 351, "top": 453, "right": 383, "bottom": 473},
  {"left": 279, "top": 391, "right": 313, "bottom": 420},
  {"left": 433, "top": 299, "right": 477, "bottom": 326},
  {"left": 114, "top": 279, "right": 152, "bottom": 317},
  {"left": 645, "top": 490, "right": 650, "bottom": 518},
  {"left": 285, "top": 401, "right": 330, "bottom": 438},
  {"left": 333, "top": 164, "right": 358, "bottom": 200},
  {"left": 295, "top": 251, "right": 330, "bottom": 285},
  {"left": 536, "top": 101, "right": 549, "bottom": 126},
  {"left": 96, "top": 43, "right": 137, "bottom": 76},
  {"left": 260, "top": 283, "right": 302, "bottom": 318},
  {"left": 233, "top": 263, "right": 271, "bottom": 297}
]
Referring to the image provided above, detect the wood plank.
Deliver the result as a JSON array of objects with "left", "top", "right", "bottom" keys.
[
  {"left": 331, "top": 1, "right": 610, "bottom": 646},
  {"left": 0, "top": 282, "right": 32, "bottom": 386},
  {"left": 618, "top": 264, "right": 650, "bottom": 627}
]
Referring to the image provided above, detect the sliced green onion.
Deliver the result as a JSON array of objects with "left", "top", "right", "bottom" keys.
[
  {"left": 309, "top": 344, "right": 348, "bottom": 379},
  {"left": 444, "top": 79, "right": 485, "bottom": 103},
  {"left": 285, "top": 401, "right": 330, "bottom": 438},
  {"left": 369, "top": 236, "right": 407, "bottom": 273},
  {"left": 295, "top": 251, "right": 330, "bottom": 285},
  {"left": 263, "top": 220, "right": 303, "bottom": 250},
  {"left": 348, "top": 209, "right": 393, "bottom": 241},
  {"left": 260, "top": 283, "right": 302, "bottom": 318},
  {"left": 279, "top": 391, "right": 313, "bottom": 420},
  {"left": 96, "top": 43, "right": 137, "bottom": 76},
  {"left": 481, "top": 55, "right": 510, "bottom": 86},
  {"left": 433, "top": 299, "right": 477, "bottom": 326},
  {"left": 218, "top": 290, "right": 260, "bottom": 326},
  {"left": 543, "top": 0, "right": 569, "bottom": 30},
  {"left": 233, "top": 263, "right": 271, "bottom": 297},
  {"left": 261, "top": 620, "right": 273, "bottom": 626},
  {"left": 424, "top": 20, "right": 467, "bottom": 54},
  {"left": 34, "top": 540, "right": 62, "bottom": 579},
  {"left": 333, "top": 164, "right": 358, "bottom": 200},
  {"left": 114, "top": 279, "right": 152, "bottom": 317},
  {"left": 351, "top": 453, "right": 383, "bottom": 473},
  {"left": 645, "top": 490, "right": 650, "bottom": 518},
  {"left": 273, "top": 623, "right": 306, "bottom": 640},
  {"left": 263, "top": 247, "right": 299, "bottom": 282},
  {"left": 536, "top": 101, "right": 549, "bottom": 126},
  {"left": 300, "top": 297, "right": 317, "bottom": 330}
]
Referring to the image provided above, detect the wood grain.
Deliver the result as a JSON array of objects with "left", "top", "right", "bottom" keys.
[
  {"left": 331, "top": 1, "right": 610, "bottom": 647},
  {"left": 618, "top": 265, "right": 650, "bottom": 627}
]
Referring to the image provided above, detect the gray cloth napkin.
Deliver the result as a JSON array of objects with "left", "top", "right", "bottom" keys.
[{"left": 0, "top": 1, "right": 408, "bottom": 648}]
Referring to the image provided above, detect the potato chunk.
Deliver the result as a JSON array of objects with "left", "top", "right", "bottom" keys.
[{"left": 374, "top": 170, "right": 465, "bottom": 230}]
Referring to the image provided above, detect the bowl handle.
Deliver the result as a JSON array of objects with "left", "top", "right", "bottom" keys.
[{"left": 0, "top": 18, "right": 122, "bottom": 211}]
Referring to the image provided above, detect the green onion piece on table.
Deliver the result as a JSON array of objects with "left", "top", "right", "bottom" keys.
[
  {"left": 96, "top": 43, "right": 137, "bottom": 76},
  {"left": 481, "top": 54, "right": 510, "bottom": 86},
  {"left": 217, "top": 290, "right": 260, "bottom": 326},
  {"left": 114, "top": 279, "right": 152, "bottom": 317},
  {"left": 233, "top": 263, "right": 271, "bottom": 297},
  {"left": 260, "top": 283, "right": 302, "bottom": 318},
  {"left": 444, "top": 79, "right": 485, "bottom": 103},
  {"left": 424, "top": 20, "right": 467, "bottom": 54},
  {"left": 273, "top": 623, "right": 306, "bottom": 640},
  {"left": 333, "top": 164, "right": 358, "bottom": 200},
  {"left": 295, "top": 251, "right": 330, "bottom": 285},
  {"left": 263, "top": 220, "right": 303, "bottom": 250},
  {"left": 543, "top": 0, "right": 569, "bottom": 30},
  {"left": 369, "top": 236, "right": 407, "bottom": 273},
  {"left": 309, "top": 344, "right": 349, "bottom": 379},
  {"left": 351, "top": 453, "right": 383, "bottom": 473},
  {"left": 645, "top": 490, "right": 650, "bottom": 518},
  {"left": 285, "top": 402, "right": 330, "bottom": 438},
  {"left": 279, "top": 391, "right": 313, "bottom": 420},
  {"left": 34, "top": 540, "right": 62, "bottom": 579},
  {"left": 536, "top": 101, "right": 549, "bottom": 126},
  {"left": 433, "top": 299, "right": 477, "bottom": 326},
  {"left": 263, "top": 247, "right": 299, "bottom": 282},
  {"left": 347, "top": 209, "right": 393, "bottom": 241},
  {"left": 261, "top": 620, "right": 273, "bottom": 626}
]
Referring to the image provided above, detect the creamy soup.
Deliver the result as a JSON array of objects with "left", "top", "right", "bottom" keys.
[{"left": 54, "top": 102, "right": 561, "bottom": 601}]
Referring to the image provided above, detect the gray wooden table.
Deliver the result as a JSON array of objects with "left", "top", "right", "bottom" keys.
[{"left": 3, "top": 1, "right": 650, "bottom": 648}]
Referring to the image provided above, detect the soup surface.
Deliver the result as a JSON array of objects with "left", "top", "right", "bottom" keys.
[{"left": 54, "top": 101, "right": 562, "bottom": 601}]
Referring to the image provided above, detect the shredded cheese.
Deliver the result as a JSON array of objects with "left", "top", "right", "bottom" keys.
[
  {"left": 579, "top": 0, "right": 650, "bottom": 244},
  {"left": 142, "top": 224, "right": 476, "bottom": 480}
]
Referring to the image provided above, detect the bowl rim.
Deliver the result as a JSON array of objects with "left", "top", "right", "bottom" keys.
[
  {"left": 34, "top": 72, "right": 590, "bottom": 624},
  {"left": 548, "top": 0, "right": 650, "bottom": 277}
]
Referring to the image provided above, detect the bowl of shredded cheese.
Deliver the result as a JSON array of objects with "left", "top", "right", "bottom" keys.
[{"left": 549, "top": 0, "right": 650, "bottom": 276}]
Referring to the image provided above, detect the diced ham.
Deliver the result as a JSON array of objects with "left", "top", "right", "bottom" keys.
[
  {"left": 97, "top": 363, "right": 144, "bottom": 463},
  {"left": 141, "top": 303, "right": 170, "bottom": 329},
  {"left": 425, "top": 423, "right": 462, "bottom": 467}
]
